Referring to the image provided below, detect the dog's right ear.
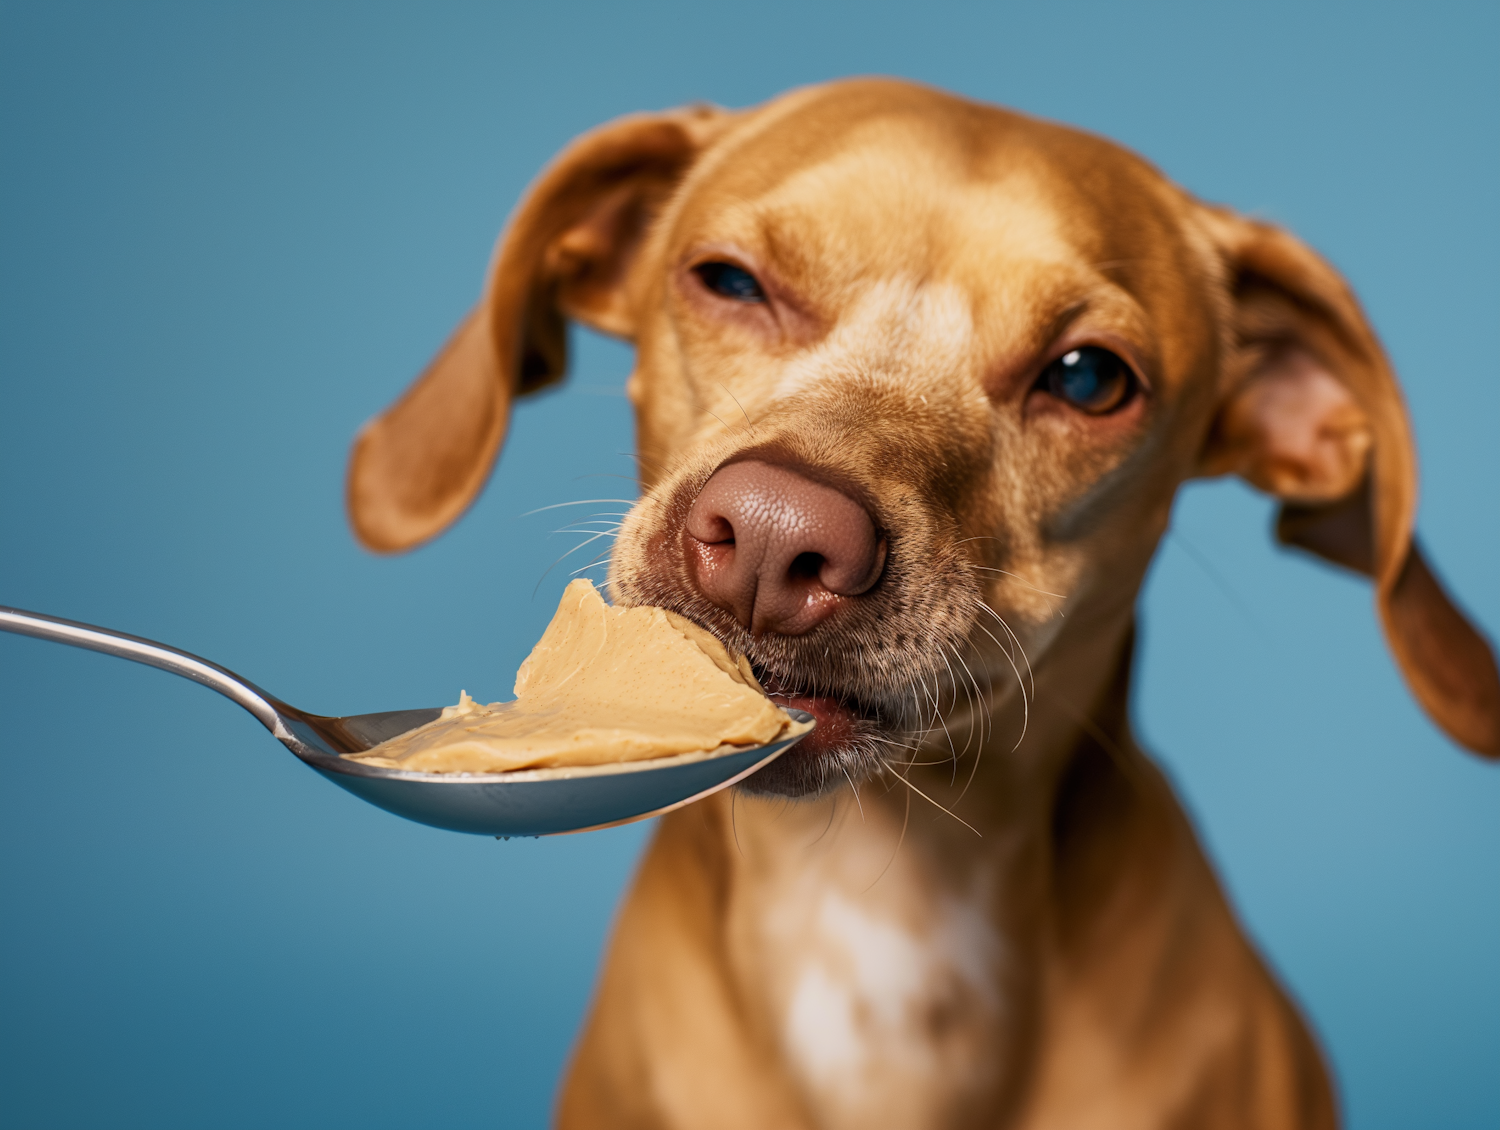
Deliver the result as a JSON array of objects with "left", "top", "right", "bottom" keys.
[{"left": 347, "top": 105, "right": 732, "bottom": 553}]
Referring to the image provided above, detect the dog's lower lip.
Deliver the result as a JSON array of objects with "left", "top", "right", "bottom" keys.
[
  {"left": 757, "top": 670, "right": 869, "bottom": 755},
  {"left": 769, "top": 692, "right": 864, "bottom": 754}
]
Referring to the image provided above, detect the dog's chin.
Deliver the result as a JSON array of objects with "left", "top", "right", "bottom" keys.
[{"left": 740, "top": 678, "right": 888, "bottom": 798}]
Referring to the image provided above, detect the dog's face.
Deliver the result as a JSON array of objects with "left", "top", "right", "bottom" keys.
[
  {"left": 608, "top": 87, "right": 1224, "bottom": 793},
  {"left": 346, "top": 80, "right": 1500, "bottom": 789}
]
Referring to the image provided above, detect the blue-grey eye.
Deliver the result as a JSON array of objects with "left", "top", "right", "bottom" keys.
[
  {"left": 695, "top": 261, "right": 766, "bottom": 302},
  {"left": 1039, "top": 346, "right": 1136, "bottom": 414}
]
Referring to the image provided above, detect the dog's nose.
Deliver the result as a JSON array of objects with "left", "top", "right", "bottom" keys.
[{"left": 684, "top": 461, "right": 885, "bottom": 636}]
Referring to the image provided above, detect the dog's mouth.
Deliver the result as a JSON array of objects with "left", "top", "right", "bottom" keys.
[
  {"left": 758, "top": 668, "right": 870, "bottom": 747},
  {"left": 744, "top": 662, "right": 893, "bottom": 796}
]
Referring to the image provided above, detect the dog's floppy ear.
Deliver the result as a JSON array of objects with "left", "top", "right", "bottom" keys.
[
  {"left": 347, "top": 105, "right": 731, "bottom": 553},
  {"left": 1198, "top": 207, "right": 1500, "bottom": 757}
]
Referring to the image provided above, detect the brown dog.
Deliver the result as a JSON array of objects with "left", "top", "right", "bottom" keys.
[{"left": 346, "top": 80, "right": 1500, "bottom": 1129}]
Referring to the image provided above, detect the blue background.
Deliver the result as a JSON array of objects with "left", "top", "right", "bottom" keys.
[{"left": 1, "top": 3, "right": 1495, "bottom": 1126}]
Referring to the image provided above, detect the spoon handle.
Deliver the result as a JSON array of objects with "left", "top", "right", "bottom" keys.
[{"left": 0, "top": 605, "right": 283, "bottom": 734}]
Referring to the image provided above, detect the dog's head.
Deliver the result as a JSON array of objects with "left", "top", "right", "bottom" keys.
[{"left": 348, "top": 79, "right": 1499, "bottom": 795}]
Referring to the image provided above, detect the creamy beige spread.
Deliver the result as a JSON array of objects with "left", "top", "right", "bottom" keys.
[{"left": 344, "top": 580, "right": 801, "bottom": 774}]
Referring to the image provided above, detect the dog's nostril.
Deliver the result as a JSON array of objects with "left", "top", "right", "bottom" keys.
[
  {"left": 688, "top": 509, "right": 736, "bottom": 545},
  {"left": 683, "top": 460, "right": 883, "bottom": 636},
  {"left": 788, "top": 552, "right": 824, "bottom": 582}
]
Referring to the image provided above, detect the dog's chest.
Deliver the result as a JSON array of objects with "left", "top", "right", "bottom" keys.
[{"left": 731, "top": 832, "right": 1010, "bottom": 1130}]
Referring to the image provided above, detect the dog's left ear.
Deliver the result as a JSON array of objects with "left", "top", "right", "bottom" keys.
[
  {"left": 346, "top": 104, "right": 732, "bottom": 553},
  {"left": 1198, "top": 207, "right": 1500, "bottom": 757}
]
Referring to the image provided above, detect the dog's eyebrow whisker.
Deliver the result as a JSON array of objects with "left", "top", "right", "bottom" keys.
[
  {"left": 690, "top": 374, "right": 745, "bottom": 438},
  {"left": 880, "top": 759, "right": 982, "bottom": 838},
  {"left": 704, "top": 409, "right": 737, "bottom": 435},
  {"left": 616, "top": 450, "right": 666, "bottom": 480},
  {"left": 716, "top": 381, "right": 757, "bottom": 434}
]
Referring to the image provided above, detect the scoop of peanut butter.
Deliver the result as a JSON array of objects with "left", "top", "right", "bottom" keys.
[{"left": 343, "top": 580, "right": 797, "bottom": 774}]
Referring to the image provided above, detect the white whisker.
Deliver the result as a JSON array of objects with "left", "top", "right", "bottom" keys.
[
  {"left": 975, "top": 598, "right": 1036, "bottom": 703},
  {"left": 862, "top": 787, "right": 911, "bottom": 894},
  {"left": 881, "top": 759, "right": 982, "bottom": 838},
  {"left": 532, "top": 530, "right": 619, "bottom": 596},
  {"left": 841, "top": 766, "right": 866, "bottom": 822},
  {"left": 522, "top": 498, "right": 637, "bottom": 517}
]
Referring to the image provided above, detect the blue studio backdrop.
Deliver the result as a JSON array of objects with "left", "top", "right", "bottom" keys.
[{"left": 1, "top": 3, "right": 1496, "bottom": 1127}]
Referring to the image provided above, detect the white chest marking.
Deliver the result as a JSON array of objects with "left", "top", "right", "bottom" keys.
[{"left": 779, "top": 884, "right": 1001, "bottom": 1128}]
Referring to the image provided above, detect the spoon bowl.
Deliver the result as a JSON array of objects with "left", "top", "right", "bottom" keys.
[{"left": 0, "top": 605, "right": 811, "bottom": 837}]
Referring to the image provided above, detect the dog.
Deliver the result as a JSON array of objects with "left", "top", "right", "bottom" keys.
[{"left": 344, "top": 79, "right": 1500, "bottom": 1129}]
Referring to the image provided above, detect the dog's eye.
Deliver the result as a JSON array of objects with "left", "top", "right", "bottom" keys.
[
  {"left": 1039, "top": 347, "right": 1136, "bottom": 414},
  {"left": 695, "top": 262, "right": 766, "bottom": 303}
]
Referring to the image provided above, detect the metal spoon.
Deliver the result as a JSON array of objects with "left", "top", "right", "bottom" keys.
[{"left": 0, "top": 605, "right": 812, "bottom": 837}]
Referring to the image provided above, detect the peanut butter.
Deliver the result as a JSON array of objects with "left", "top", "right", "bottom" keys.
[{"left": 344, "top": 580, "right": 800, "bottom": 774}]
